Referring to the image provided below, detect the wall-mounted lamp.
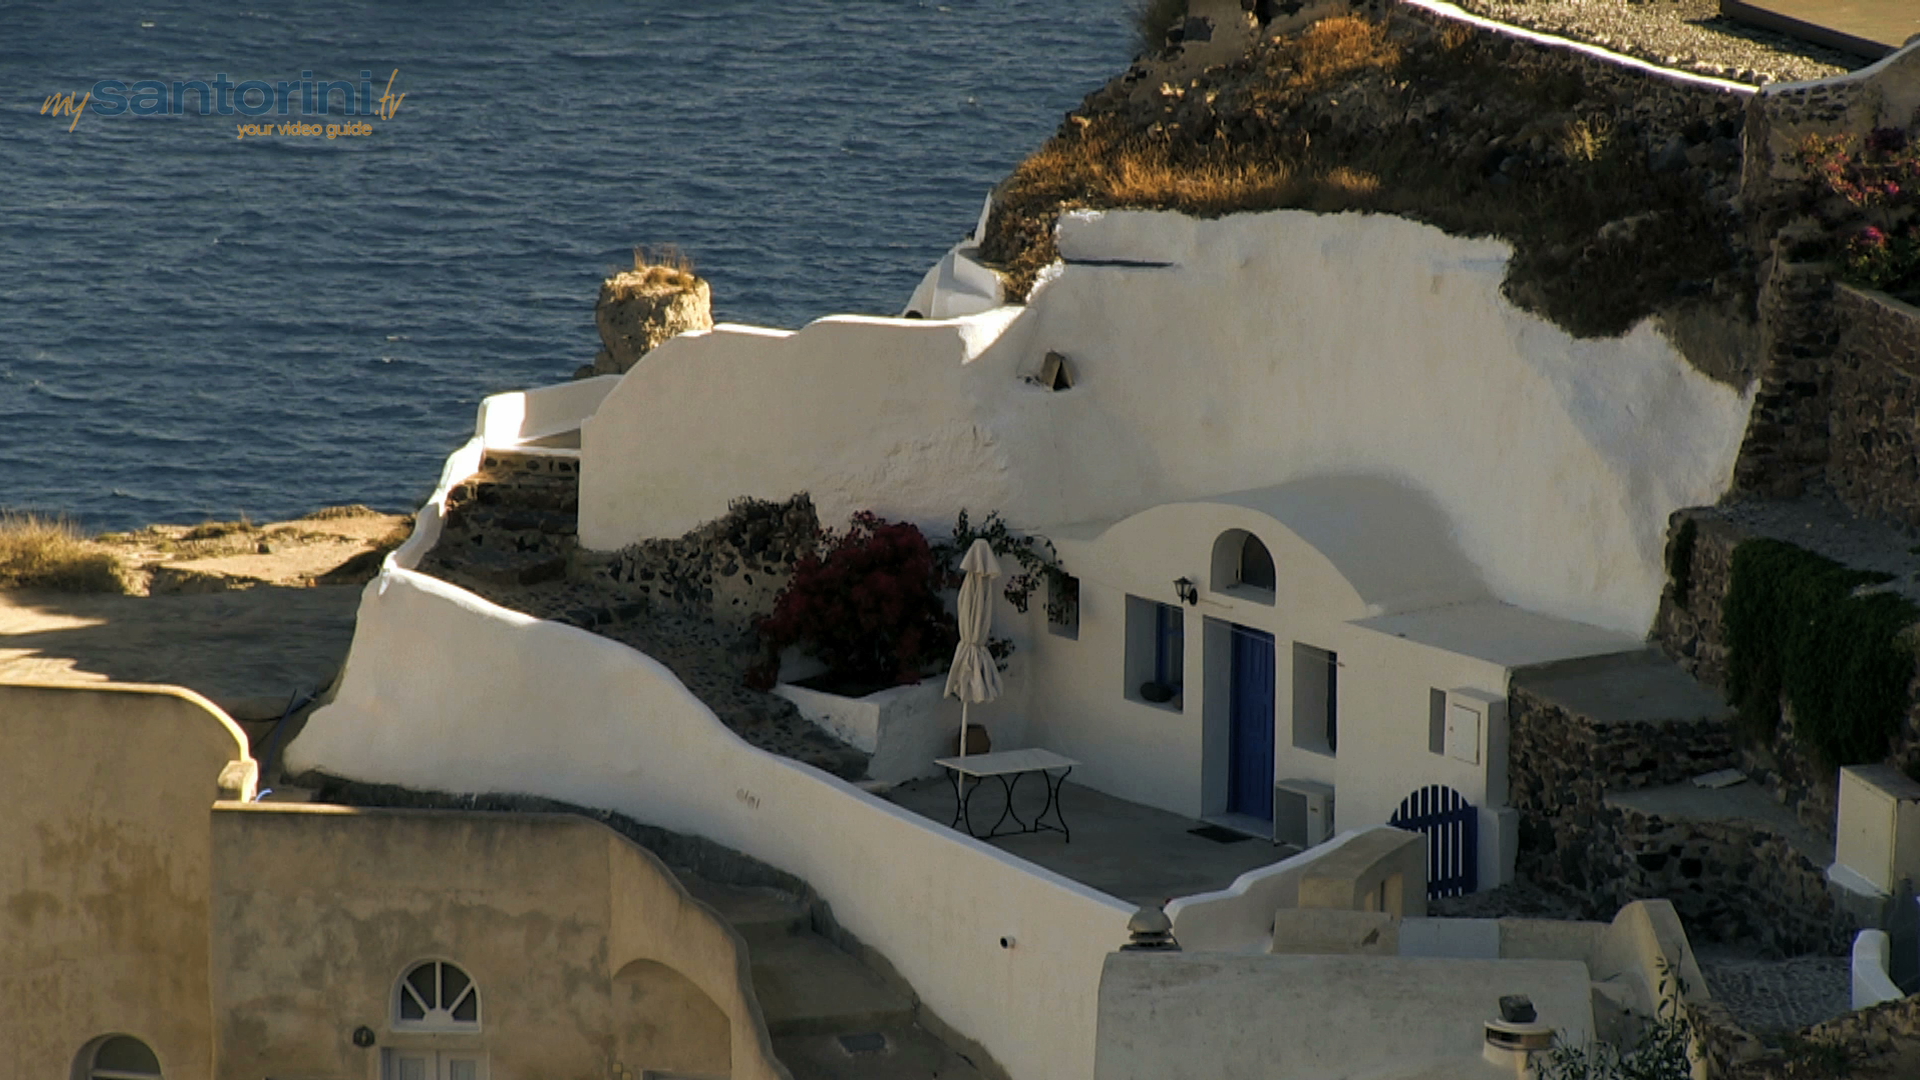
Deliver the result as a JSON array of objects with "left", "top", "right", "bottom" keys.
[
  {"left": 352, "top": 1026, "right": 376, "bottom": 1048},
  {"left": 1174, "top": 577, "right": 1198, "bottom": 606}
]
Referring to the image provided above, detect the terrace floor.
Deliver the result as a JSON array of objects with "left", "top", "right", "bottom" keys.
[{"left": 882, "top": 775, "right": 1298, "bottom": 909}]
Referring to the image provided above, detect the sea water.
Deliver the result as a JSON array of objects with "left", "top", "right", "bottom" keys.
[{"left": 0, "top": 0, "right": 1132, "bottom": 529}]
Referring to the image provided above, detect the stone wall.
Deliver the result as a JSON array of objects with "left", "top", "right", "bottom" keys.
[
  {"left": 1730, "top": 261, "right": 1839, "bottom": 498},
  {"left": 1507, "top": 674, "right": 1858, "bottom": 957},
  {"left": 582, "top": 493, "right": 821, "bottom": 635},
  {"left": 1741, "top": 45, "right": 1920, "bottom": 220},
  {"left": 1731, "top": 278, "right": 1920, "bottom": 520},
  {"left": 1727, "top": 43, "right": 1920, "bottom": 512},
  {"left": 1607, "top": 806, "right": 1853, "bottom": 958},
  {"left": 1720, "top": 990, "right": 1920, "bottom": 1078},
  {"left": 1650, "top": 506, "right": 1920, "bottom": 841},
  {"left": 1378, "top": 0, "right": 1752, "bottom": 172},
  {"left": 1653, "top": 509, "right": 1834, "bottom": 835},
  {"left": 426, "top": 449, "right": 580, "bottom": 586},
  {"left": 1508, "top": 681, "right": 1736, "bottom": 896},
  {"left": 1509, "top": 684, "right": 1741, "bottom": 830},
  {"left": 1827, "top": 285, "right": 1920, "bottom": 525}
]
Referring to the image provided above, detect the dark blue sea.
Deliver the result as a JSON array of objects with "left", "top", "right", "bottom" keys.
[{"left": 1, "top": 1, "right": 1132, "bottom": 530}]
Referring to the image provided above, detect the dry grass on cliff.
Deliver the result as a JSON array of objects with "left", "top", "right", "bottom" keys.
[
  {"left": 611, "top": 245, "right": 699, "bottom": 295},
  {"left": 0, "top": 513, "right": 127, "bottom": 593},
  {"left": 981, "top": 13, "right": 1747, "bottom": 338},
  {"left": 982, "top": 17, "right": 1401, "bottom": 298}
]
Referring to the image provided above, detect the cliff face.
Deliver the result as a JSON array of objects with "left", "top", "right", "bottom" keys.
[{"left": 982, "top": 7, "right": 1756, "bottom": 345}]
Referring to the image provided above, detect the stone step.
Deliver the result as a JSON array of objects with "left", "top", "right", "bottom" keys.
[
  {"left": 749, "top": 933, "right": 915, "bottom": 1037},
  {"left": 771, "top": 1026, "right": 987, "bottom": 1080},
  {"left": 478, "top": 447, "right": 581, "bottom": 476},
  {"left": 426, "top": 545, "right": 568, "bottom": 587},
  {"left": 678, "top": 876, "right": 810, "bottom": 950},
  {"left": 443, "top": 503, "right": 578, "bottom": 535},
  {"left": 452, "top": 478, "right": 579, "bottom": 515}
]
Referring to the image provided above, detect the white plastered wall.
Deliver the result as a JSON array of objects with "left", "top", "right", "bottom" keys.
[
  {"left": 1021, "top": 490, "right": 1636, "bottom": 825},
  {"left": 285, "top": 570, "right": 1131, "bottom": 1080},
  {"left": 579, "top": 209, "right": 1754, "bottom": 636}
]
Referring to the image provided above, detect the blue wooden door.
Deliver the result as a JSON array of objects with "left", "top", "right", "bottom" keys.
[{"left": 1227, "top": 625, "right": 1276, "bottom": 820}]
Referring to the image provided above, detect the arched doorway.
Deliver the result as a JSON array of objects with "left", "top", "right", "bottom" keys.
[{"left": 1388, "top": 785, "right": 1477, "bottom": 899}]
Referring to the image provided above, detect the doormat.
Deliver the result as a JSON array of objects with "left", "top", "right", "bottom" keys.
[{"left": 1188, "top": 824, "right": 1253, "bottom": 844}]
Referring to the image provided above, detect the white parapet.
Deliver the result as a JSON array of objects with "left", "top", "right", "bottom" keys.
[
  {"left": 1853, "top": 929, "right": 1905, "bottom": 1009},
  {"left": 286, "top": 566, "right": 1131, "bottom": 1080}
]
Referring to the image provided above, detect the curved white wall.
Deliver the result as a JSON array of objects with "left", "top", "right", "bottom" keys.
[
  {"left": 476, "top": 374, "right": 620, "bottom": 446},
  {"left": 580, "top": 209, "right": 1754, "bottom": 634},
  {"left": 285, "top": 569, "right": 1131, "bottom": 1080}
]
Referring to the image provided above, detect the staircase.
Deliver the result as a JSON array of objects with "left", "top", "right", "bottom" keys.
[
  {"left": 424, "top": 447, "right": 581, "bottom": 586},
  {"left": 677, "top": 873, "right": 987, "bottom": 1080}
]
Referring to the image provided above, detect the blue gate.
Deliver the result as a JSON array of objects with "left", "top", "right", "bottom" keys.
[{"left": 1388, "top": 785, "right": 1477, "bottom": 899}]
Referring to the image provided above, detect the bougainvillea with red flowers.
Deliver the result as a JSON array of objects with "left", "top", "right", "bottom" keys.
[{"left": 749, "top": 512, "right": 959, "bottom": 691}]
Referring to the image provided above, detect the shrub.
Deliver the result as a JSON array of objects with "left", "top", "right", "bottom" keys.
[
  {"left": 752, "top": 512, "right": 958, "bottom": 690},
  {"left": 1798, "top": 129, "right": 1920, "bottom": 296},
  {"left": 1724, "top": 538, "right": 1918, "bottom": 767},
  {"left": 1538, "top": 971, "right": 1693, "bottom": 1080},
  {"left": 933, "top": 509, "right": 1074, "bottom": 626},
  {"left": 0, "top": 512, "right": 126, "bottom": 593}
]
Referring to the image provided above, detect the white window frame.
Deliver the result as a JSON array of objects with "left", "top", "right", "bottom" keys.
[{"left": 393, "top": 960, "right": 482, "bottom": 1034}]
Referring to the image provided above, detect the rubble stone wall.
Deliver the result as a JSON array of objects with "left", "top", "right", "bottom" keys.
[
  {"left": 1507, "top": 683, "right": 1854, "bottom": 956},
  {"left": 1827, "top": 286, "right": 1920, "bottom": 526},
  {"left": 583, "top": 494, "right": 821, "bottom": 635}
]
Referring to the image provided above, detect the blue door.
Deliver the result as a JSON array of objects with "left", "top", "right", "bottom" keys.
[{"left": 1228, "top": 625, "right": 1276, "bottom": 820}]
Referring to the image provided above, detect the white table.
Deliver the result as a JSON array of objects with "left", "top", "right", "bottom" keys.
[{"left": 934, "top": 748, "right": 1079, "bottom": 842}]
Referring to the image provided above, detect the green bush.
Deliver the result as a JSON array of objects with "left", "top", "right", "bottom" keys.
[{"left": 1725, "top": 538, "right": 1918, "bottom": 767}]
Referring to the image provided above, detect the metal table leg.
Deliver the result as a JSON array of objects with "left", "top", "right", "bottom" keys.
[{"left": 1032, "top": 766, "right": 1072, "bottom": 842}]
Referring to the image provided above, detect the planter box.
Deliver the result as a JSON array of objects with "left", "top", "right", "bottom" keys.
[{"left": 772, "top": 677, "right": 961, "bottom": 784}]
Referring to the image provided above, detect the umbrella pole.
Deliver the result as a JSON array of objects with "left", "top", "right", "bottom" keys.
[{"left": 960, "top": 700, "right": 970, "bottom": 758}]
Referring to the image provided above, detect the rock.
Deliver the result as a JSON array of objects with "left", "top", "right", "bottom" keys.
[
  {"left": 1650, "top": 135, "right": 1689, "bottom": 173},
  {"left": 581, "top": 271, "right": 713, "bottom": 378}
]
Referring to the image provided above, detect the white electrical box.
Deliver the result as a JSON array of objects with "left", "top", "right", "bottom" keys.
[{"left": 1444, "top": 688, "right": 1504, "bottom": 766}]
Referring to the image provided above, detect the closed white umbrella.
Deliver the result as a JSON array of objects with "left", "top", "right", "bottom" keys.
[{"left": 945, "top": 538, "right": 1004, "bottom": 757}]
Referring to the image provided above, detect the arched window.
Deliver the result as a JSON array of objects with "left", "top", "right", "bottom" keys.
[
  {"left": 1238, "top": 534, "right": 1275, "bottom": 592},
  {"left": 1210, "top": 529, "right": 1276, "bottom": 602},
  {"left": 83, "top": 1036, "right": 161, "bottom": 1080},
  {"left": 395, "top": 960, "right": 481, "bottom": 1032}
]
